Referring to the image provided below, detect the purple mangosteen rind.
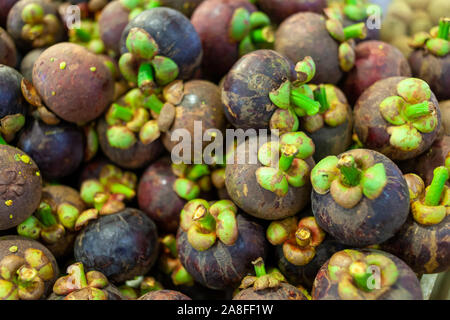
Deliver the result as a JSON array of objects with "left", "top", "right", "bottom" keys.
[
  {"left": 0, "top": 64, "right": 29, "bottom": 119},
  {"left": 98, "top": 0, "right": 130, "bottom": 56},
  {"left": 138, "top": 289, "right": 191, "bottom": 300},
  {"left": 257, "top": 0, "right": 326, "bottom": 24},
  {"left": 233, "top": 282, "right": 306, "bottom": 300}
]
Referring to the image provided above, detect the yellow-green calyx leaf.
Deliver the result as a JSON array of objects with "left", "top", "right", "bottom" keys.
[
  {"left": 361, "top": 163, "right": 387, "bottom": 200},
  {"left": 239, "top": 257, "right": 287, "bottom": 291},
  {"left": 409, "top": 18, "right": 450, "bottom": 56},
  {"left": 311, "top": 156, "right": 340, "bottom": 194},
  {"left": 181, "top": 199, "right": 239, "bottom": 251}
]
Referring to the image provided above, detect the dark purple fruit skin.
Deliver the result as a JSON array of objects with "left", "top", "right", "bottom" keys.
[
  {"left": 138, "top": 289, "right": 191, "bottom": 300},
  {"left": 48, "top": 284, "right": 125, "bottom": 300},
  {"left": 0, "top": 0, "right": 17, "bottom": 28},
  {"left": 275, "top": 12, "right": 342, "bottom": 84},
  {"left": 17, "top": 119, "right": 85, "bottom": 180},
  {"left": 409, "top": 49, "right": 450, "bottom": 101},
  {"left": 137, "top": 157, "right": 186, "bottom": 233},
  {"left": 354, "top": 77, "right": 441, "bottom": 161},
  {"left": 225, "top": 135, "right": 314, "bottom": 220},
  {"left": 98, "top": 0, "right": 130, "bottom": 56},
  {"left": 257, "top": 0, "right": 326, "bottom": 24},
  {"left": 311, "top": 149, "right": 410, "bottom": 247},
  {"left": 32, "top": 42, "right": 115, "bottom": 124},
  {"left": 74, "top": 208, "right": 159, "bottom": 283},
  {"left": 0, "top": 27, "right": 16, "bottom": 67},
  {"left": 20, "top": 48, "right": 44, "bottom": 82},
  {"left": 343, "top": 41, "right": 412, "bottom": 104},
  {"left": 276, "top": 238, "right": 348, "bottom": 289},
  {"left": 312, "top": 249, "right": 423, "bottom": 300},
  {"left": 233, "top": 282, "right": 308, "bottom": 300},
  {"left": 0, "top": 145, "right": 42, "bottom": 230},
  {"left": 191, "top": 0, "right": 256, "bottom": 82},
  {"left": 222, "top": 49, "right": 295, "bottom": 130},
  {"left": 97, "top": 117, "right": 164, "bottom": 170},
  {"left": 120, "top": 7, "right": 202, "bottom": 80},
  {"left": 382, "top": 215, "right": 450, "bottom": 274},
  {"left": 0, "top": 235, "right": 59, "bottom": 298},
  {"left": 7, "top": 0, "right": 65, "bottom": 50},
  {"left": 0, "top": 65, "right": 28, "bottom": 119},
  {"left": 177, "top": 214, "right": 268, "bottom": 290},
  {"left": 161, "top": 0, "right": 204, "bottom": 17}
]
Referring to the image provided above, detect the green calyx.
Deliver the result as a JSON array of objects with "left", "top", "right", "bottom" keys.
[
  {"left": 126, "top": 27, "right": 158, "bottom": 60},
  {"left": 229, "top": 8, "right": 274, "bottom": 56},
  {"left": 0, "top": 114, "right": 26, "bottom": 138},
  {"left": 20, "top": 3, "right": 59, "bottom": 48},
  {"left": 172, "top": 164, "right": 212, "bottom": 200},
  {"left": 380, "top": 78, "right": 438, "bottom": 152},
  {"left": 159, "top": 235, "right": 194, "bottom": 286},
  {"left": 69, "top": 20, "right": 106, "bottom": 54},
  {"left": 410, "top": 18, "right": 449, "bottom": 56},
  {"left": 80, "top": 164, "right": 137, "bottom": 215},
  {"left": 256, "top": 132, "right": 314, "bottom": 196},
  {"left": 21, "top": 3, "right": 44, "bottom": 24},
  {"left": 0, "top": 248, "right": 54, "bottom": 300},
  {"left": 239, "top": 257, "right": 286, "bottom": 291},
  {"left": 53, "top": 262, "right": 109, "bottom": 300},
  {"left": 311, "top": 151, "right": 387, "bottom": 208},
  {"left": 180, "top": 199, "right": 239, "bottom": 251}
]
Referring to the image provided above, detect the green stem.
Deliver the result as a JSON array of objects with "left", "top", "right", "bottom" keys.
[
  {"left": 295, "top": 227, "right": 311, "bottom": 247},
  {"left": 138, "top": 62, "right": 155, "bottom": 89},
  {"left": 110, "top": 183, "right": 135, "bottom": 198},
  {"left": 36, "top": 202, "right": 57, "bottom": 227},
  {"left": 343, "top": 23, "right": 366, "bottom": 40},
  {"left": 290, "top": 89, "right": 320, "bottom": 116},
  {"left": 425, "top": 166, "right": 449, "bottom": 206},
  {"left": 192, "top": 205, "right": 216, "bottom": 233},
  {"left": 250, "top": 26, "right": 274, "bottom": 43},
  {"left": 438, "top": 18, "right": 450, "bottom": 40},
  {"left": 314, "top": 86, "right": 330, "bottom": 113},
  {"left": 404, "top": 101, "right": 431, "bottom": 120},
  {"left": 279, "top": 144, "right": 297, "bottom": 171},
  {"left": 252, "top": 258, "right": 267, "bottom": 277},
  {"left": 143, "top": 94, "right": 164, "bottom": 114},
  {"left": 111, "top": 104, "right": 134, "bottom": 122},
  {"left": 338, "top": 155, "right": 361, "bottom": 186}
]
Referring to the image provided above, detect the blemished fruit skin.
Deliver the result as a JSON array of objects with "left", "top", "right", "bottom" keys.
[
  {"left": 138, "top": 290, "right": 192, "bottom": 300},
  {"left": 233, "top": 282, "right": 308, "bottom": 300}
]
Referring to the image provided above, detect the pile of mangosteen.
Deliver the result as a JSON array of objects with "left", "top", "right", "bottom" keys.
[{"left": 0, "top": 0, "right": 448, "bottom": 302}]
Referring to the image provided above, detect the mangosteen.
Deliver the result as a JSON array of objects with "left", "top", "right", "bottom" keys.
[
  {"left": 191, "top": 0, "right": 275, "bottom": 81},
  {"left": 354, "top": 77, "right": 441, "bottom": 161},
  {"left": 225, "top": 133, "right": 314, "bottom": 220},
  {"left": 312, "top": 249, "right": 423, "bottom": 300},
  {"left": 408, "top": 18, "right": 450, "bottom": 100},
  {"left": 32, "top": 42, "right": 115, "bottom": 124},
  {"left": 257, "top": 0, "right": 326, "bottom": 24},
  {"left": 49, "top": 262, "right": 125, "bottom": 300},
  {"left": 0, "top": 235, "right": 59, "bottom": 299},
  {"left": 74, "top": 208, "right": 159, "bottom": 283},
  {"left": 16, "top": 185, "right": 86, "bottom": 259},
  {"left": 275, "top": 12, "right": 367, "bottom": 84},
  {"left": 0, "top": 27, "right": 16, "bottom": 67},
  {"left": 267, "top": 215, "right": 347, "bottom": 289},
  {"left": 119, "top": 7, "right": 202, "bottom": 84},
  {"left": 6, "top": 0, "right": 65, "bottom": 50},
  {"left": 343, "top": 40, "right": 412, "bottom": 104},
  {"left": 176, "top": 199, "right": 268, "bottom": 290},
  {"left": 382, "top": 170, "right": 450, "bottom": 274},
  {"left": 0, "top": 145, "right": 42, "bottom": 230},
  {"left": 139, "top": 289, "right": 191, "bottom": 300},
  {"left": 20, "top": 48, "right": 43, "bottom": 81},
  {"left": 67, "top": 18, "right": 106, "bottom": 55},
  {"left": 0, "top": 0, "right": 18, "bottom": 28},
  {"left": 17, "top": 119, "right": 85, "bottom": 180},
  {"left": 310, "top": 148, "right": 410, "bottom": 247},
  {"left": 440, "top": 100, "right": 450, "bottom": 135}
]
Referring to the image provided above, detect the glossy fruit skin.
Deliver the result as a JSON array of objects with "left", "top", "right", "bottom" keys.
[
  {"left": 343, "top": 41, "right": 412, "bottom": 104},
  {"left": 0, "top": 27, "right": 16, "bottom": 67},
  {"left": 275, "top": 12, "right": 341, "bottom": 84},
  {"left": 311, "top": 149, "right": 410, "bottom": 247},
  {"left": 120, "top": 7, "right": 202, "bottom": 80},
  {"left": 18, "top": 119, "right": 85, "bottom": 180},
  {"left": 382, "top": 214, "right": 450, "bottom": 274},
  {"left": 0, "top": 0, "right": 17, "bottom": 28},
  {"left": 177, "top": 214, "right": 268, "bottom": 290},
  {"left": 0, "top": 65, "right": 28, "bottom": 119},
  {"left": 354, "top": 77, "right": 441, "bottom": 161},
  {"left": 312, "top": 249, "right": 423, "bottom": 300},
  {"left": 74, "top": 208, "right": 159, "bottom": 283},
  {"left": 233, "top": 282, "right": 308, "bottom": 300},
  {"left": 225, "top": 135, "right": 314, "bottom": 220},
  {"left": 409, "top": 49, "right": 450, "bottom": 101},
  {"left": 191, "top": 0, "right": 256, "bottom": 82},
  {"left": 0, "top": 145, "right": 42, "bottom": 230},
  {"left": 276, "top": 238, "right": 348, "bottom": 289},
  {"left": 7, "top": 0, "right": 65, "bottom": 50},
  {"left": 138, "top": 289, "right": 191, "bottom": 300},
  {"left": 162, "top": 80, "right": 227, "bottom": 158},
  {"left": 257, "top": 0, "right": 326, "bottom": 24},
  {"left": 32, "top": 42, "right": 115, "bottom": 124},
  {"left": 98, "top": 0, "right": 129, "bottom": 56},
  {"left": 48, "top": 284, "right": 124, "bottom": 300},
  {"left": 97, "top": 117, "right": 164, "bottom": 170},
  {"left": 0, "top": 235, "right": 59, "bottom": 298},
  {"left": 20, "top": 48, "right": 43, "bottom": 82},
  {"left": 137, "top": 157, "right": 186, "bottom": 233},
  {"left": 221, "top": 49, "right": 295, "bottom": 130}
]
